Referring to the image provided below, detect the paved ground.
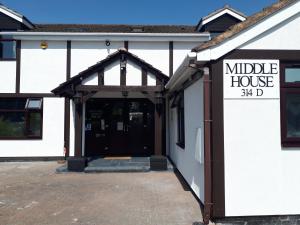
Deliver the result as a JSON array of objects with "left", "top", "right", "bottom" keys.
[{"left": 0, "top": 162, "right": 205, "bottom": 225}]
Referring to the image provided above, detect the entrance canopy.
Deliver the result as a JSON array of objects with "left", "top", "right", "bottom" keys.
[{"left": 52, "top": 48, "right": 169, "bottom": 102}]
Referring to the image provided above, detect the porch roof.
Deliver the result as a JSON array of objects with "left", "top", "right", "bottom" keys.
[{"left": 52, "top": 49, "right": 169, "bottom": 97}]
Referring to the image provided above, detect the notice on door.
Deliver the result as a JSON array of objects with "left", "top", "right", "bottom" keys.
[
  {"left": 223, "top": 59, "right": 280, "bottom": 99},
  {"left": 117, "top": 122, "right": 123, "bottom": 131}
]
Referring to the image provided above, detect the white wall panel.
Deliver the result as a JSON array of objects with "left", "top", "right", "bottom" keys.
[
  {"left": 71, "top": 41, "right": 123, "bottom": 77},
  {"left": 169, "top": 79, "right": 205, "bottom": 202},
  {"left": 0, "top": 98, "right": 65, "bottom": 157},
  {"left": 147, "top": 73, "right": 156, "bottom": 86},
  {"left": 104, "top": 61, "right": 120, "bottom": 86},
  {"left": 126, "top": 60, "right": 141, "bottom": 86},
  {"left": 82, "top": 73, "right": 98, "bottom": 85},
  {"left": 224, "top": 99, "right": 300, "bottom": 216},
  {"left": 0, "top": 61, "right": 16, "bottom": 93},
  {"left": 20, "top": 41, "right": 67, "bottom": 93},
  {"left": 241, "top": 12, "right": 300, "bottom": 50},
  {"left": 129, "top": 42, "right": 169, "bottom": 76}
]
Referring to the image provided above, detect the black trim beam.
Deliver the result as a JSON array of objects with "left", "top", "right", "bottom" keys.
[
  {"left": 142, "top": 68, "right": 147, "bottom": 86},
  {"left": 64, "top": 40, "right": 71, "bottom": 157},
  {"left": 0, "top": 93, "right": 56, "bottom": 98},
  {"left": 120, "top": 54, "right": 126, "bottom": 86},
  {"left": 0, "top": 157, "right": 64, "bottom": 162},
  {"left": 74, "top": 102, "right": 83, "bottom": 157},
  {"left": 16, "top": 40, "right": 21, "bottom": 93},
  {"left": 124, "top": 41, "right": 129, "bottom": 50},
  {"left": 76, "top": 85, "right": 164, "bottom": 92},
  {"left": 169, "top": 41, "right": 173, "bottom": 77},
  {"left": 66, "top": 41, "right": 71, "bottom": 80},
  {"left": 98, "top": 69, "right": 104, "bottom": 85}
]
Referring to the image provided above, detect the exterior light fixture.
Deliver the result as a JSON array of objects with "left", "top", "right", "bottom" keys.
[
  {"left": 105, "top": 40, "right": 111, "bottom": 46},
  {"left": 40, "top": 41, "right": 48, "bottom": 50}
]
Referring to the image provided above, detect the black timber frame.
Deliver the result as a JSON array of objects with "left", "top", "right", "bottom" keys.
[{"left": 52, "top": 49, "right": 169, "bottom": 158}]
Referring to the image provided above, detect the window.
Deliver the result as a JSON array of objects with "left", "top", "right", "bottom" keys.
[
  {"left": 171, "top": 91, "right": 185, "bottom": 148},
  {"left": 0, "top": 35, "right": 16, "bottom": 60},
  {"left": 0, "top": 98, "right": 43, "bottom": 139},
  {"left": 281, "top": 63, "right": 300, "bottom": 146}
]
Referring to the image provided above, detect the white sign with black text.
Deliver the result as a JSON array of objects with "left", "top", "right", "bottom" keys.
[{"left": 223, "top": 59, "right": 280, "bottom": 99}]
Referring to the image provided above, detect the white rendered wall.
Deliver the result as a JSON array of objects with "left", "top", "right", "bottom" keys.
[
  {"left": 224, "top": 98, "right": 300, "bottom": 216},
  {"left": 173, "top": 42, "right": 201, "bottom": 73},
  {"left": 240, "top": 12, "right": 300, "bottom": 50},
  {"left": 126, "top": 60, "right": 141, "bottom": 86},
  {"left": 82, "top": 73, "right": 98, "bottom": 85},
  {"left": 169, "top": 79, "right": 205, "bottom": 202},
  {"left": 129, "top": 42, "right": 169, "bottom": 76},
  {"left": 104, "top": 61, "right": 120, "bottom": 86},
  {"left": 71, "top": 41, "right": 123, "bottom": 77},
  {"left": 0, "top": 98, "right": 65, "bottom": 157},
  {"left": 0, "top": 61, "right": 16, "bottom": 93},
  {"left": 224, "top": 11, "right": 300, "bottom": 216},
  {"left": 20, "top": 41, "right": 67, "bottom": 93},
  {"left": 147, "top": 73, "right": 156, "bottom": 86}
]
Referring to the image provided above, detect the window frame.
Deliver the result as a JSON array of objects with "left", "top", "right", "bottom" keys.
[
  {"left": 280, "top": 62, "right": 300, "bottom": 147},
  {"left": 0, "top": 38, "right": 17, "bottom": 61},
  {"left": 176, "top": 91, "right": 185, "bottom": 149},
  {"left": 0, "top": 98, "right": 43, "bottom": 140}
]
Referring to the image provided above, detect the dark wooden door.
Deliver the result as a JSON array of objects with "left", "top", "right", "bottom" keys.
[
  {"left": 107, "top": 101, "right": 127, "bottom": 155},
  {"left": 85, "top": 99, "right": 154, "bottom": 157},
  {"left": 127, "top": 100, "right": 154, "bottom": 156},
  {"left": 85, "top": 100, "right": 110, "bottom": 156}
]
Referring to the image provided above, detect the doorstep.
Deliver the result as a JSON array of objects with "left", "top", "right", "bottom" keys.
[{"left": 56, "top": 157, "right": 175, "bottom": 173}]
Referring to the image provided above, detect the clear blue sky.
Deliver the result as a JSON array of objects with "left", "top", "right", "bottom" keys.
[{"left": 1, "top": 0, "right": 277, "bottom": 25}]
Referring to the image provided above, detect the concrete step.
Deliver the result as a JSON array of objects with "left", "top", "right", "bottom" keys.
[{"left": 84, "top": 166, "right": 150, "bottom": 173}]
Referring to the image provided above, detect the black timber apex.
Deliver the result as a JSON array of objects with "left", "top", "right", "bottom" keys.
[{"left": 51, "top": 49, "right": 169, "bottom": 97}]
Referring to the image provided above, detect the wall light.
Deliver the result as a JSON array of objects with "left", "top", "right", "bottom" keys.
[
  {"left": 105, "top": 40, "right": 111, "bottom": 46},
  {"left": 40, "top": 41, "right": 48, "bottom": 50}
]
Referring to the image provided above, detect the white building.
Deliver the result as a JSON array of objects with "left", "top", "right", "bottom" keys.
[{"left": 1, "top": 0, "right": 300, "bottom": 224}]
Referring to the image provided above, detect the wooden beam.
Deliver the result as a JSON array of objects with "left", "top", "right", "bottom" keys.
[
  {"left": 74, "top": 102, "right": 83, "bottom": 157},
  {"left": 124, "top": 41, "right": 129, "bottom": 50},
  {"left": 15, "top": 40, "right": 21, "bottom": 93},
  {"left": 76, "top": 85, "right": 163, "bottom": 93},
  {"left": 142, "top": 68, "right": 147, "bottom": 86},
  {"left": 154, "top": 104, "right": 163, "bottom": 156},
  {"left": 169, "top": 41, "right": 173, "bottom": 77},
  {"left": 64, "top": 41, "right": 71, "bottom": 157},
  {"left": 98, "top": 69, "right": 104, "bottom": 85},
  {"left": 120, "top": 54, "right": 126, "bottom": 86}
]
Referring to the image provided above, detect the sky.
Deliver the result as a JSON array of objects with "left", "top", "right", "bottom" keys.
[{"left": 1, "top": 0, "right": 277, "bottom": 25}]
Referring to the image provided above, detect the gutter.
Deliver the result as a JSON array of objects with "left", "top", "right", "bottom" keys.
[
  {"left": 165, "top": 52, "right": 198, "bottom": 91},
  {"left": 0, "top": 31, "right": 211, "bottom": 42}
]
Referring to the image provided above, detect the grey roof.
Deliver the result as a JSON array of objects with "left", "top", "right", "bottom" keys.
[
  {"left": 30, "top": 24, "right": 199, "bottom": 33},
  {"left": 192, "top": 0, "right": 297, "bottom": 52}
]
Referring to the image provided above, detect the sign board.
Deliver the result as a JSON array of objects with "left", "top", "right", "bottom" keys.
[{"left": 223, "top": 60, "right": 280, "bottom": 99}]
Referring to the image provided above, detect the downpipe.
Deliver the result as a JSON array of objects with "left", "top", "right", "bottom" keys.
[{"left": 203, "top": 67, "right": 213, "bottom": 224}]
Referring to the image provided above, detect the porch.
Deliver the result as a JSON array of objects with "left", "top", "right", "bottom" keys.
[{"left": 52, "top": 49, "right": 170, "bottom": 171}]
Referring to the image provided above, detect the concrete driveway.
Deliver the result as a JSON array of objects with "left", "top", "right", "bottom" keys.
[{"left": 0, "top": 162, "right": 205, "bottom": 225}]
